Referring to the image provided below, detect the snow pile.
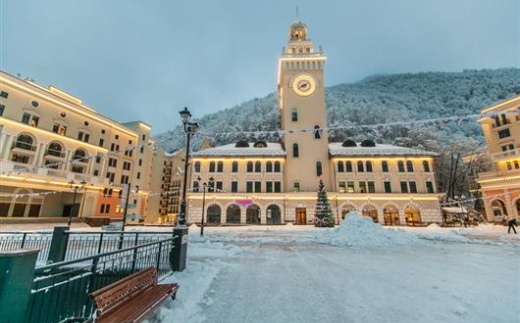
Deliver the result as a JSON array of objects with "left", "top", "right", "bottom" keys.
[{"left": 315, "top": 212, "right": 422, "bottom": 247}]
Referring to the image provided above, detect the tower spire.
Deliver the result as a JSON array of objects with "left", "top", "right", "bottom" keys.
[{"left": 295, "top": 6, "right": 299, "bottom": 22}]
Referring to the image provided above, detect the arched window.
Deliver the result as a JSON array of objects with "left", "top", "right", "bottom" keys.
[
  {"left": 314, "top": 125, "right": 321, "bottom": 139},
  {"left": 207, "top": 205, "right": 221, "bottom": 224},
  {"left": 226, "top": 205, "right": 241, "bottom": 224},
  {"left": 194, "top": 161, "right": 201, "bottom": 173},
  {"left": 398, "top": 161, "right": 405, "bottom": 172},
  {"left": 46, "top": 142, "right": 64, "bottom": 157},
  {"left": 247, "top": 161, "right": 253, "bottom": 172},
  {"left": 316, "top": 161, "right": 323, "bottom": 176},
  {"left": 382, "top": 161, "right": 389, "bottom": 172},
  {"left": 346, "top": 161, "right": 353, "bottom": 172},
  {"left": 366, "top": 161, "right": 373, "bottom": 172},
  {"left": 217, "top": 161, "right": 223, "bottom": 172},
  {"left": 15, "top": 134, "right": 34, "bottom": 150},
  {"left": 423, "top": 160, "right": 430, "bottom": 172},
  {"left": 73, "top": 149, "right": 86, "bottom": 161},
  {"left": 406, "top": 161, "right": 414, "bottom": 172},
  {"left": 274, "top": 161, "right": 281, "bottom": 172},
  {"left": 357, "top": 161, "right": 364, "bottom": 172},
  {"left": 293, "top": 143, "right": 299, "bottom": 158},
  {"left": 266, "top": 161, "right": 273, "bottom": 172},
  {"left": 291, "top": 108, "right": 298, "bottom": 122},
  {"left": 232, "top": 161, "right": 239, "bottom": 172},
  {"left": 337, "top": 161, "right": 344, "bottom": 172},
  {"left": 209, "top": 161, "right": 216, "bottom": 172},
  {"left": 255, "top": 161, "right": 262, "bottom": 172}
]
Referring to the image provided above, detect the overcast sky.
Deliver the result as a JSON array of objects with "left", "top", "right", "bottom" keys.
[{"left": 1, "top": 0, "right": 519, "bottom": 134}]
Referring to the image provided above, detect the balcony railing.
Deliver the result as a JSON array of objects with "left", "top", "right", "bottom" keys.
[
  {"left": 45, "top": 149, "right": 65, "bottom": 158},
  {"left": 491, "top": 148, "right": 520, "bottom": 162},
  {"left": 11, "top": 141, "right": 37, "bottom": 151}
]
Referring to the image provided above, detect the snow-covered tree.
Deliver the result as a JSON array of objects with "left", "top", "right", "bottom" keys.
[{"left": 314, "top": 179, "right": 335, "bottom": 227}]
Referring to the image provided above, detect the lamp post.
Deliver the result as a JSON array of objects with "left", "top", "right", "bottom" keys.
[
  {"left": 68, "top": 179, "right": 86, "bottom": 226},
  {"left": 198, "top": 176, "right": 214, "bottom": 237},
  {"left": 178, "top": 107, "right": 199, "bottom": 226}
]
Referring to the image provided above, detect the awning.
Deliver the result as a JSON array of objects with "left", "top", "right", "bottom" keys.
[{"left": 442, "top": 207, "right": 468, "bottom": 214}]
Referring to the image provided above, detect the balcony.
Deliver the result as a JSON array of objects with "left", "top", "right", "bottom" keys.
[
  {"left": 491, "top": 148, "right": 520, "bottom": 162},
  {"left": 45, "top": 149, "right": 66, "bottom": 158},
  {"left": 11, "top": 141, "right": 37, "bottom": 152}
]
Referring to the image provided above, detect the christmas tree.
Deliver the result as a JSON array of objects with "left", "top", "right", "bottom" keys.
[{"left": 314, "top": 179, "right": 335, "bottom": 227}]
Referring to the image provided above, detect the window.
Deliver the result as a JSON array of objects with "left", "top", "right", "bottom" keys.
[
  {"left": 140, "top": 146, "right": 144, "bottom": 153},
  {"left": 266, "top": 182, "right": 273, "bottom": 192},
  {"left": 337, "top": 161, "right": 344, "bottom": 172},
  {"left": 359, "top": 182, "right": 367, "bottom": 193},
  {"left": 366, "top": 161, "right": 373, "bottom": 172},
  {"left": 409, "top": 181, "right": 417, "bottom": 193},
  {"left": 346, "top": 161, "right": 353, "bottom": 172},
  {"left": 217, "top": 161, "right": 223, "bottom": 172},
  {"left": 314, "top": 125, "right": 321, "bottom": 139},
  {"left": 0, "top": 104, "right": 4, "bottom": 116},
  {"left": 52, "top": 123, "right": 67, "bottom": 135},
  {"left": 71, "top": 165, "right": 84, "bottom": 173},
  {"left": 274, "top": 181, "right": 281, "bottom": 193},
  {"left": 11, "top": 154, "right": 29, "bottom": 164},
  {"left": 339, "top": 181, "right": 346, "bottom": 193},
  {"left": 357, "top": 161, "right": 364, "bottom": 172},
  {"left": 231, "top": 181, "right": 238, "bottom": 192},
  {"left": 423, "top": 161, "right": 430, "bottom": 172},
  {"left": 400, "top": 181, "right": 408, "bottom": 193},
  {"left": 316, "top": 161, "right": 323, "bottom": 177},
  {"left": 254, "top": 181, "right": 261, "bottom": 192},
  {"left": 99, "top": 138, "right": 104, "bottom": 147},
  {"left": 93, "top": 170, "right": 99, "bottom": 176},
  {"left": 293, "top": 143, "right": 299, "bottom": 157},
  {"left": 406, "top": 161, "right": 414, "bottom": 172},
  {"left": 507, "top": 162, "right": 512, "bottom": 171},
  {"left": 514, "top": 160, "right": 520, "bottom": 169},
  {"left": 123, "top": 161, "right": 131, "bottom": 171},
  {"left": 232, "top": 161, "right": 239, "bottom": 172},
  {"left": 78, "top": 131, "right": 90, "bottom": 143},
  {"left": 347, "top": 181, "right": 355, "bottom": 193},
  {"left": 274, "top": 161, "right": 281, "bottom": 172},
  {"left": 426, "top": 181, "right": 434, "bottom": 193},
  {"left": 382, "top": 161, "right": 389, "bottom": 172},
  {"left": 291, "top": 108, "right": 298, "bottom": 122},
  {"left": 216, "top": 181, "right": 223, "bottom": 192},
  {"left": 194, "top": 161, "right": 201, "bottom": 172},
  {"left": 115, "top": 135, "right": 119, "bottom": 140},
  {"left": 14, "top": 134, "right": 34, "bottom": 150},
  {"left": 209, "top": 161, "right": 216, "bottom": 172},
  {"left": 384, "top": 181, "right": 392, "bottom": 193},
  {"left": 368, "top": 181, "right": 375, "bottom": 193},
  {"left": 142, "top": 134, "right": 146, "bottom": 141},
  {"left": 498, "top": 129, "right": 511, "bottom": 139},
  {"left": 398, "top": 161, "right": 405, "bottom": 172},
  {"left": 95, "top": 153, "right": 102, "bottom": 163},
  {"left": 108, "top": 158, "right": 117, "bottom": 167},
  {"left": 247, "top": 161, "right": 253, "bottom": 172},
  {"left": 266, "top": 161, "right": 273, "bottom": 172},
  {"left": 139, "top": 159, "right": 142, "bottom": 167},
  {"left": 294, "top": 182, "right": 300, "bottom": 192},
  {"left": 121, "top": 175, "right": 129, "bottom": 184},
  {"left": 110, "top": 143, "right": 115, "bottom": 151},
  {"left": 246, "top": 181, "right": 253, "bottom": 193},
  {"left": 255, "top": 161, "right": 261, "bottom": 172},
  {"left": 0, "top": 91, "right": 8, "bottom": 98},
  {"left": 106, "top": 172, "right": 115, "bottom": 183},
  {"left": 21, "top": 113, "right": 39, "bottom": 127}
]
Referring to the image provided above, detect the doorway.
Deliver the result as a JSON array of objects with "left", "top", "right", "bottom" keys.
[{"left": 295, "top": 208, "right": 307, "bottom": 225}]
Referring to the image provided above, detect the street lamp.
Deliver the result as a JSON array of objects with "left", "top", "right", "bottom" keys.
[
  {"left": 198, "top": 176, "right": 214, "bottom": 237},
  {"left": 68, "top": 179, "right": 87, "bottom": 226},
  {"left": 178, "top": 107, "right": 199, "bottom": 226}
]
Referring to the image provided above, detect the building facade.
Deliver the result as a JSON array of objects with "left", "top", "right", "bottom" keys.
[
  {"left": 0, "top": 71, "right": 157, "bottom": 223},
  {"left": 185, "top": 21, "right": 443, "bottom": 226},
  {"left": 477, "top": 95, "right": 520, "bottom": 222}
]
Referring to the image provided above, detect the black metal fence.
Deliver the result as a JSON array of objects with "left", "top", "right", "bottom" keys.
[{"left": 26, "top": 237, "right": 176, "bottom": 323}]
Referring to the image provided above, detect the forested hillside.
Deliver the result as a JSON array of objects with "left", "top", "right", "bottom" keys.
[{"left": 158, "top": 68, "right": 520, "bottom": 153}]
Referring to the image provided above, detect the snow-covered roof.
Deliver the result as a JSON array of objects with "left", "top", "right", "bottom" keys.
[
  {"left": 192, "top": 142, "right": 286, "bottom": 157},
  {"left": 329, "top": 142, "right": 439, "bottom": 157}
]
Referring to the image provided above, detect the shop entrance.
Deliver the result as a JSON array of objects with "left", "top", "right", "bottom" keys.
[{"left": 295, "top": 208, "right": 307, "bottom": 225}]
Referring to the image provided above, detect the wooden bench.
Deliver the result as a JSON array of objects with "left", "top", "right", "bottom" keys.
[{"left": 90, "top": 267, "right": 179, "bottom": 323}]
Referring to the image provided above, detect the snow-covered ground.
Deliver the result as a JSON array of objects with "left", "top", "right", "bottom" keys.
[
  {"left": 152, "top": 215, "right": 519, "bottom": 323},
  {"left": 2, "top": 215, "right": 518, "bottom": 323}
]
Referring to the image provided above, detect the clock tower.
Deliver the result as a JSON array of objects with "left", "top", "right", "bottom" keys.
[{"left": 278, "top": 20, "right": 331, "bottom": 192}]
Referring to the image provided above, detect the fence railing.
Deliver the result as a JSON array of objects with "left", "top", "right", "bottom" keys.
[
  {"left": 26, "top": 237, "right": 176, "bottom": 323},
  {"left": 0, "top": 230, "right": 174, "bottom": 264}
]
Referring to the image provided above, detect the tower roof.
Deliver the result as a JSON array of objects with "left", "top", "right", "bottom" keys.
[{"left": 289, "top": 21, "right": 308, "bottom": 41}]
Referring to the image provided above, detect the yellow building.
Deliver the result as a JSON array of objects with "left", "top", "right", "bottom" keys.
[
  {"left": 185, "top": 21, "right": 443, "bottom": 226},
  {"left": 477, "top": 95, "right": 520, "bottom": 222},
  {"left": 0, "top": 71, "right": 157, "bottom": 223}
]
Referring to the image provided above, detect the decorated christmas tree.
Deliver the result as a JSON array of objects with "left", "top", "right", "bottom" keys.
[{"left": 314, "top": 179, "right": 335, "bottom": 227}]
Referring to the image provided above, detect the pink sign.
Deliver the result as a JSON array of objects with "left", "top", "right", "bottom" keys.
[{"left": 236, "top": 199, "right": 253, "bottom": 206}]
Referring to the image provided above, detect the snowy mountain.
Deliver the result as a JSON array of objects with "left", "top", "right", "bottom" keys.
[{"left": 157, "top": 68, "right": 520, "bottom": 154}]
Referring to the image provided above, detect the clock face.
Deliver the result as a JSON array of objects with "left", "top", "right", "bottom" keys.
[{"left": 292, "top": 74, "right": 316, "bottom": 96}]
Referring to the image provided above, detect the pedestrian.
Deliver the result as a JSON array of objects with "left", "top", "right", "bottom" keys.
[{"left": 508, "top": 218, "right": 517, "bottom": 234}]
